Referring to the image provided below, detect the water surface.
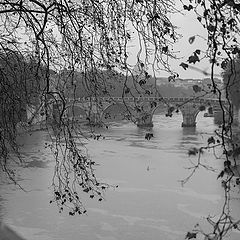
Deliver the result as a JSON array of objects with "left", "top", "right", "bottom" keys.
[{"left": 1, "top": 113, "right": 239, "bottom": 240}]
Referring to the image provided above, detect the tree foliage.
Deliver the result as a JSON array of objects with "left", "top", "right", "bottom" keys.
[
  {"left": 222, "top": 58, "right": 240, "bottom": 110},
  {"left": 0, "top": 0, "right": 178, "bottom": 214},
  {"left": 180, "top": 0, "right": 240, "bottom": 238},
  {"left": 1, "top": 0, "right": 240, "bottom": 239}
]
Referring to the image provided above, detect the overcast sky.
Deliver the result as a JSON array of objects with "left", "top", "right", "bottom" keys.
[
  {"left": 127, "top": 5, "right": 222, "bottom": 80},
  {"left": 170, "top": 9, "right": 222, "bottom": 79}
]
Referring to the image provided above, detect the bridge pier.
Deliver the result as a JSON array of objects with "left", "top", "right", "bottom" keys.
[
  {"left": 213, "top": 110, "right": 224, "bottom": 125},
  {"left": 181, "top": 116, "right": 197, "bottom": 127},
  {"left": 64, "top": 97, "right": 228, "bottom": 129},
  {"left": 180, "top": 104, "right": 199, "bottom": 127},
  {"left": 213, "top": 105, "right": 229, "bottom": 125},
  {"left": 136, "top": 113, "right": 153, "bottom": 127}
]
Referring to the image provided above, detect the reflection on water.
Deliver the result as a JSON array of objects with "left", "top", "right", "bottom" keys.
[
  {"left": 1, "top": 113, "right": 239, "bottom": 240},
  {"left": 182, "top": 127, "right": 197, "bottom": 136},
  {"left": 0, "top": 195, "right": 6, "bottom": 221}
]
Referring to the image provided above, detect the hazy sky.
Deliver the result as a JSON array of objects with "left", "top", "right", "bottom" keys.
[
  {"left": 170, "top": 9, "right": 222, "bottom": 79},
  {"left": 18, "top": 2, "right": 222, "bottom": 80},
  {"left": 127, "top": 5, "right": 222, "bottom": 80}
]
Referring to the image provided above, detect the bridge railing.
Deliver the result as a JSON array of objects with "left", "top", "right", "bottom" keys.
[{"left": 66, "top": 96, "right": 227, "bottom": 105}]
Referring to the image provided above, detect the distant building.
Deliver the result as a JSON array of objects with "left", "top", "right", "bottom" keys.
[{"left": 156, "top": 77, "right": 223, "bottom": 89}]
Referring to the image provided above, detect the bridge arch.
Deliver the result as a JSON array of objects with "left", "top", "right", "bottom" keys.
[
  {"left": 150, "top": 102, "right": 212, "bottom": 127},
  {"left": 63, "top": 97, "right": 228, "bottom": 127},
  {"left": 178, "top": 102, "right": 216, "bottom": 127},
  {"left": 152, "top": 102, "right": 169, "bottom": 115},
  {"left": 101, "top": 103, "right": 134, "bottom": 122}
]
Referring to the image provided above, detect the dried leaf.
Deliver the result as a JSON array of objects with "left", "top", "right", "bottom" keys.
[
  {"left": 217, "top": 170, "right": 225, "bottom": 179},
  {"left": 192, "top": 85, "right": 201, "bottom": 93},
  {"left": 188, "top": 147, "right": 198, "bottom": 156},
  {"left": 188, "top": 54, "right": 200, "bottom": 64},
  {"left": 195, "top": 49, "right": 201, "bottom": 55},
  {"left": 207, "top": 136, "right": 215, "bottom": 145},
  {"left": 185, "top": 231, "right": 197, "bottom": 239},
  {"left": 189, "top": 36, "right": 195, "bottom": 44},
  {"left": 180, "top": 62, "right": 189, "bottom": 70}
]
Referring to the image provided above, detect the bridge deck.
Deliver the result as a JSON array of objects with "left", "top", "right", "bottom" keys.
[{"left": 67, "top": 97, "right": 225, "bottom": 104}]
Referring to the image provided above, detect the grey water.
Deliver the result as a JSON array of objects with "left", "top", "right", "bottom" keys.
[{"left": 0, "top": 112, "right": 240, "bottom": 240}]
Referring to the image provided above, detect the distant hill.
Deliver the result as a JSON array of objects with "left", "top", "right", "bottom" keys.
[
  {"left": 62, "top": 69, "right": 158, "bottom": 98},
  {"left": 60, "top": 69, "right": 217, "bottom": 99},
  {"left": 157, "top": 84, "right": 195, "bottom": 98}
]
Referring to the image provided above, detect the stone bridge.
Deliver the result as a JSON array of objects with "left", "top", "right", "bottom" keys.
[{"left": 52, "top": 96, "right": 228, "bottom": 128}]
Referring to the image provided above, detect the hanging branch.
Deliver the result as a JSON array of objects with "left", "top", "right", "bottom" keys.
[{"left": 0, "top": 0, "right": 178, "bottom": 214}]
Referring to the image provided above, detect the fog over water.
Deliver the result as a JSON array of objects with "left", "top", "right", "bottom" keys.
[{"left": 1, "top": 112, "right": 240, "bottom": 240}]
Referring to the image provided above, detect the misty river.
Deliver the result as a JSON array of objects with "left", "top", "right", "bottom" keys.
[{"left": 1, "top": 112, "right": 240, "bottom": 240}]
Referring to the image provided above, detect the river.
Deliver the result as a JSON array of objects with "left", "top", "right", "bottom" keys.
[{"left": 0, "top": 112, "right": 240, "bottom": 240}]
